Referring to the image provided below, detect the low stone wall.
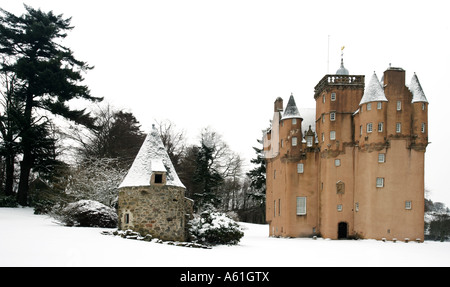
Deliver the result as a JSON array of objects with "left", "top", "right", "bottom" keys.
[{"left": 118, "top": 185, "right": 193, "bottom": 242}]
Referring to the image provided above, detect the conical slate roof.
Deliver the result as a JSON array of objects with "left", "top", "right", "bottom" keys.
[
  {"left": 119, "top": 125, "right": 185, "bottom": 189},
  {"left": 281, "top": 94, "right": 302, "bottom": 120},
  {"left": 409, "top": 73, "right": 428, "bottom": 103},
  {"left": 360, "top": 72, "right": 388, "bottom": 105}
]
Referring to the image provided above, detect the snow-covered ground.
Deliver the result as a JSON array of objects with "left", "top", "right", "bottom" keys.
[{"left": 1, "top": 207, "right": 450, "bottom": 267}]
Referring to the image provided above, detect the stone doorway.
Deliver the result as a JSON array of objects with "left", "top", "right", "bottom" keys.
[{"left": 338, "top": 222, "right": 348, "bottom": 239}]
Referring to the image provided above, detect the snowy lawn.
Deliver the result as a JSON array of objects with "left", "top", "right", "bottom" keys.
[{"left": 1, "top": 207, "right": 450, "bottom": 267}]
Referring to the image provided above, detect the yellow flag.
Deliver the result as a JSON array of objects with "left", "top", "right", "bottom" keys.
[{"left": 341, "top": 46, "right": 345, "bottom": 51}]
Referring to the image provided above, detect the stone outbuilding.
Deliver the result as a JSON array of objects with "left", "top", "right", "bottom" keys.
[{"left": 118, "top": 124, "right": 193, "bottom": 242}]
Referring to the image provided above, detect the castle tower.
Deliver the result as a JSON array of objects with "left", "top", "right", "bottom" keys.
[
  {"left": 313, "top": 57, "right": 365, "bottom": 239},
  {"left": 118, "top": 125, "right": 193, "bottom": 241},
  {"left": 265, "top": 93, "right": 319, "bottom": 237},
  {"left": 353, "top": 67, "right": 427, "bottom": 241}
]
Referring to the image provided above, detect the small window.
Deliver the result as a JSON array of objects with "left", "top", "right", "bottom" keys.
[
  {"left": 355, "top": 202, "right": 359, "bottom": 212},
  {"left": 335, "top": 159, "right": 341, "bottom": 167},
  {"left": 281, "top": 139, "right": 284, "bottom": 148},
  {"left": 397, "top": 101, "right": 402, "bottom": 111},
  {"left": 274, "top": 200, "right": 276, "bottom": 217},
  {"left": 367, "top": 103, "right": 372, "bottom": 111},
  {"left": 292, "top": 137, "right": 298, "bottom": 146},
  {"left": 378, "top": 153, "right": 385, "bottom": 163},
  {"left": 405, "top": 201, "right": 412, "bottom": 210},
  {"left": 360, "top": 125, "right": 362, "bottom": 136},
  {"left": 154, "top": 173, "right": 163, "bottom": 184},
  {"left": 321, "top": 132, "right": 324, "bottom": 142},
  {"left": 296, "top": 197, "right": 307, "bottom": 215},
  {"left": 322, "top": 115, "right": 325, "bottom": 123},
  {"left": 297, "top": 163, "right": 304, "bottom": 174},
  {"left": 378, "top": 122, "right": 384, "bottom": 132},
  {"left": 376, "top": 177, "right": 384, "bottom": 188},
  {"left": 322, "top": 94, "right": 326, "bottom": 103},
  {"left": 421, "top": 123, "right": 426, "bottom": 133},
  {"left": 330, "top": 112, "right": 336, "bottom": 121},
  {"left": 330, "top": 131, "right": 336, "bottom": 140},
  {"left": 279, "top": 199, "right": 281, "bottom": 216},
  {"left": 422, "top": 103, "right": 426, "bottom": 111},
  {"left": 396, "top": 123, "right": 401, "bottom": 133},
  {"left": 331, "top": 93, "right": 336, "bottom": 101},
  {"left": 367, "top": 123, "right": 373, "bottom": 133},
  {"left": 274, "top": 170, "right": 276, "bottom": 179},
  {"left": 292, "top": 118, "right": 297, "bottom": 125},
  {"left": 337, "top": 204, "right": 343, "bottom": 212},
  {"left": 306, "top": 136, "right": 313, "bottom": 147},
  {"left": 125, "top": 213, "right": 130, "bottom": 224},
  {"left": 377, "top": 102, "right": 382, "bottom": 109}
]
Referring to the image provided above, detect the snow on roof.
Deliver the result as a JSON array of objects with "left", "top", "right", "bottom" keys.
[
  {"left": 119, "top": 125, "right": 185, "bottom": 189},
  {"left": 281, "top": 94, "right": 302, "bottom": 120},
  {"left": 360, "top": 72, "right": 388, "bottom": 105},
  {"left": 409, "top": 73, "right": 428, "bottom": 103}
]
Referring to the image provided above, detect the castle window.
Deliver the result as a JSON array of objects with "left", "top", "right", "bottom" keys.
[
  {"left": 335, "top": 159, "right": 341, "bottom": 167},
  {"left": 331, "top": 93, "right": 336, "bottom": 101},
  {"left": 378, "top": 153, "right": 385, "bottom": 163},
  {"left": 367, "top": 103, "right": 372, "bottom": 111},
  {"left": 336, "top": 181, "right": 345, "bottom": 194},
  {"left": 337, "top": 204, "right": 343, "bottom": 212},
  {"left": 292, "top": 137, "right": 298, "bottom": 146},
  {"left": 274, "top": 170, "right": 276, "bottom": 179},
  {"left": 376, "top": 177, "right": 384, "bottom": 188},
  {"left": 377, "top": 102, "right": 382, "bottom": 109},
  {"left": 355, "top": 202, "right": 359, "bottom": 212},
  {"left": 125, "top": 213, "right": 130, "bottom": 224},
  {"left": 306, "top": 135, "right": 313, "bottom": 147},
  {"left": 330, "top": 131, "right": 336, "bottom": 140},
  {"left": 396, "top": 123, "right": 402, "bottom": 133},
  {"left": 154, "top": 173, "right": 163, "bottom": 184},
  {"left": 292, "top": 118, "right": 297, "bottom": 125},
  {"left": 322, "top": 115, "right": 325, "bottom": 123},
  {"left": 367, "top": 123, "right": 373, "bottom": 133},
  {"left": 297, "top": 163, "right": 304, "bottom": 174},
  {"left": 405, "top": 201, "right": 412, "bottom": 210},
  {"left": 422, "top": 103, "right": 426, "bottom": 111},
  {"left": 378, "top": 122, "right": 384, "bottom": 132},
  {"left": 330, "top": 112, "right": 336, "bottom": 121},
  {"left": 322, "top": 94, "right": 326, "bottom": 103},
  {"left": 421, "top": 123, "right": 426, "bottom": 133},
  {"left": 397, "top": 101, "right": 402, "bottom": 111},
  {"left": 360, "top": 125, "right": 362, "bottom": 136},
  {"left": 321, "top": 132, "right": 324, "bottom": 142},
  {"left": 296, "top": 197, "right": 307, "bottom": 215}
]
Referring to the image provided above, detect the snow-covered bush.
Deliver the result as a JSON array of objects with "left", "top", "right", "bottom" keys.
[
  {"left": 53, "top": 200, "right": 117, "bottom": 228},
  {"left": 189, "top": 209, "right": 244, "bottom": 246}
]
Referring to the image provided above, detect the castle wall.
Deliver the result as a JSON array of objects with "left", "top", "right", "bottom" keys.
[{"left": 118, "top": 185, "right": 190, "bottom": 242}]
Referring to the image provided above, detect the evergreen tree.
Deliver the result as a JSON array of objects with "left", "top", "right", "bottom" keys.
[
  {"left": 246, "top": 139, "right": 266, "bottom": 202},
  {"left": 0, "top": 6, "right": 102, "bottom": 205},
  {"left": 193, "top": 140, "right": 224, "bottom": 210}
]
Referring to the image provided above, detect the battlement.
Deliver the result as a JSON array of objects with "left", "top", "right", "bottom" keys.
[{"left": 314, "top": 74, "right": 365, "bottom": 99}]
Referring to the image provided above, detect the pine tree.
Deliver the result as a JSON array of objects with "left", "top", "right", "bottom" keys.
[{"left": 0, "top": 6, "right": 102, "bottom": 205}]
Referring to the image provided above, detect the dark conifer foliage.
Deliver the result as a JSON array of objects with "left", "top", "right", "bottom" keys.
[{"left": 0, "top": 5, "right": 102, "bottom": 205}]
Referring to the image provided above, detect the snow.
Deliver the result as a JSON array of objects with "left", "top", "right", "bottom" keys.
[
  {"left": 281, "top": 94, "right": 302, "bottom": 120},
  {"left": 409, "top": 73, "right": 428, "bottom": 103},
  {"left": 359, "top": 72, "right": 388, "bottom": 105},
  {"left": 1, "top": 207, "right": 450, "bottom": 267},
  {"left": 118, "top": 125, "right": 184, "bottom": 189}
]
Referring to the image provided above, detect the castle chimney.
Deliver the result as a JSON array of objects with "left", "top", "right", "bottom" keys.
[{"left": 274, "top": 97, "right": 283, "bottom": 112}]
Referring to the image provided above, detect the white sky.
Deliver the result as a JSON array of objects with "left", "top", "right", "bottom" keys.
[{"left": 2, "top": 0, "right": 450, "bottom": 206}]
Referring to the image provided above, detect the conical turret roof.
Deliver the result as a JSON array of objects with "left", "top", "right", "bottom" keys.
[
  {"left": 281, "top": 94, "right": 302, "bottom": 120},
  {"left": 360, "top": 72, "right": 388, "bottom": 105},
  {"left": 119, "top": 125, "right": 185, "bottom": 189},
  {"left": 409, "top": 73, "right": 428, "bottom": 103}
]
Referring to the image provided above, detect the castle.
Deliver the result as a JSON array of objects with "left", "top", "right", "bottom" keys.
[
  {"left": 264, "top": 57, "right": 428, "bottom": 241},
  {"left": 117, "top": 125, "right": 193, "bottom": 242}
]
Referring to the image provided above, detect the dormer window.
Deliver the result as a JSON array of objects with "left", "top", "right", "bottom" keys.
[
  {"left": 154, "top": 173, "right": 163, "bottom": 184},
  {"left": 151, "top": 159, "right": 167, "bottom": 185}
]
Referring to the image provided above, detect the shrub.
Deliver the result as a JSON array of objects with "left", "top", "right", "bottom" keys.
[
  {"left": 0, "top": 195, "right": 18, "bottom": 207},
  {"left": 53, "top": 200, "right": 117, "bottom": 228},
  {"left": 189, "top": 210, "right": 244, "bottom": 246}
]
